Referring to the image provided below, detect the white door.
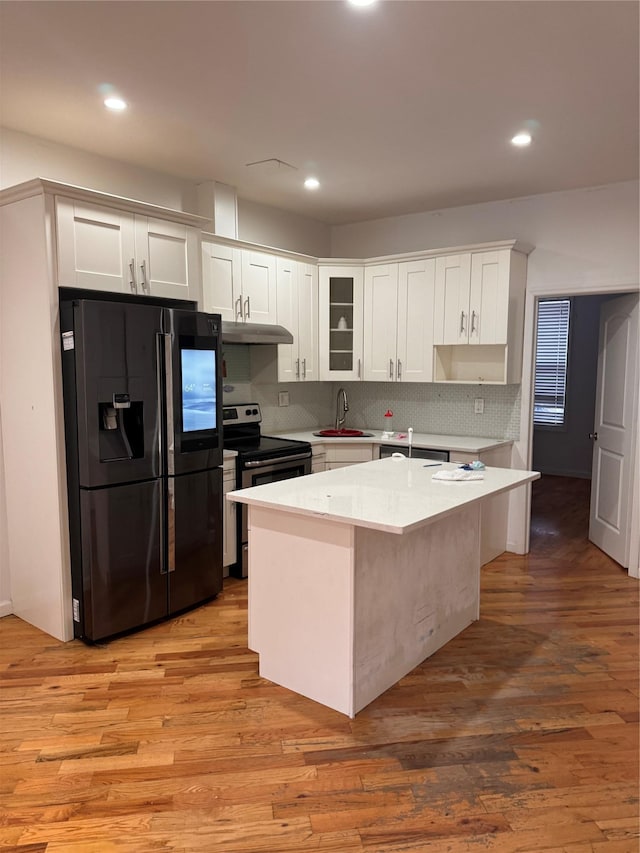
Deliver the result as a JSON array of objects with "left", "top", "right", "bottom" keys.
[
  {"left": 589, "top": 293, "right": 639, "bottom": 567},
  {"left": 469, "top": 250, "right": 510, "bottom": 345},
  {"left": 56, "top": 198, "right": 135, "bottom": 293},
  {"left": 363, "top": 264, "right": 399, "bottom": 381},
  {"left": 397, "top": 258, "right": 435, "bottom": 382},
  {"left": 136, "top": 218, "right": 198, "bottom": 301},
  {"left": 241, "top": 251, "right": 277, "bottom": 324},
  {"left": 297, "top": 263, "right": 319, "bottom": 381},
  {"left": 433, "top": 253, "right": 471, "bottom": 344},
  {"left": 202, "top": 241, "right": 242, "bottom": 321},
  {"left": 276, "top": 257, "right": 298, "bottom": 381}
]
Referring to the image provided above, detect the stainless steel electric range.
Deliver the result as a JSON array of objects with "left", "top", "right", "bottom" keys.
[{"left": 223, "top": 403, "right": 312, "bottom": 578}]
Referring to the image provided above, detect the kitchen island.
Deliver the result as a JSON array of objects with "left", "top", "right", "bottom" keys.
[{"left": 227, "top": 457, "right": 539, "bottom": 717}]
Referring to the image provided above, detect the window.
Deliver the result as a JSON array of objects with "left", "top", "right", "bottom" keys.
[{"left": 534, "top": 298, "right": 571, "bottom": 426}]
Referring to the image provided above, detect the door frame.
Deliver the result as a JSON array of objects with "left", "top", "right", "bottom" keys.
[{"left": 509, "top": 279, "right": 639, "bottom": 578}]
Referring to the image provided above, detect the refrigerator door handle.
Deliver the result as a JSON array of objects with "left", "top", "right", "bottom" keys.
[
  {"left": 160, "top": 332, "right": 175, "bottom": 475},
  {"left": 167, "top": 477, "right": 176, "bottom": 573}
]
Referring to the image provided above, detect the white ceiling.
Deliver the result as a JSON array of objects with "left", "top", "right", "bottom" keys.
[{"left": 0, "top": 1, "right": 638, "bottom": 225}]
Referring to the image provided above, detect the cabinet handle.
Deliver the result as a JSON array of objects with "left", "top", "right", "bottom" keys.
[
  {"left": 460, "top": 311, "right": 466, "bottom": 335},
  {"left": 244, "top": 296, "right": 251, "bottom": 319},
  {"left": 397, "top": 359, "right": 402, "bottom": 380},
  {"left": 471, "top": 310, "right": 478, "bottom": 335},
  {"left": 357, "top": 358, "right": 361, "bottom": 379},
  {"left": 295, "top": 358, "right": 300, "bottom": 380},
  {"left": 129, "top": 259, "right": 137, "bottom": 293},
  {"left": 389, "top": 359, "right": 394, "bottom": 380},
  {"left": 302, "top": 358, "right": 307, "bottom": 379},
  {"left": 140, "top": 259, "right": 148, "bottom": 294},
  {"left": 235, "top": 296, "right": 243, "bottom": 321}
]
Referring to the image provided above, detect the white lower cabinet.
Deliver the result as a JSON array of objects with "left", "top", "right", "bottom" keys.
[
  {"left": 223, "top": 457, "right": 237, "bottom": 574},
  {"left": 324, "top": 443, "right": 374, "bottom": 470},
  {"left": 56, "top": 196, "right": 200, "bottom": 301},
  {"left": 311, "top": 445, "right": 326, "bottom": 473}
]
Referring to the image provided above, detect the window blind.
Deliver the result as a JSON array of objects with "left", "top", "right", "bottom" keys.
[{"left": 534, "top": 298, "right": 571, "bottom": 426}]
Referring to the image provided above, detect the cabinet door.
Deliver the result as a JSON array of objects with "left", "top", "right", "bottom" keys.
[
  {"left": 469, "top": 250, "right": 510, "bottom": 345},
  {"left": 241, "top": 250, "right": 277, "bottom": 324},
  {"left": 223, "top": 468, "right": 237, "bottom": 569},
  {"left": 319, "top": 265, "right": 364, "bottom": 381},
  {"left": 135, "top": 218, "right": 199, "bottom": 301},
  {"left": 397, "top": 258, "right": 435, "bottom": 382},
  {"left": 433, "top": 254, "right": 472, "bottom": 344},
  {"left": 202, "top": 241, "right": 242, "bottom": 321},
  {"left": 276, "top": 257, "right": 298, "bottom": 381},
  {"left": 297, "top": 262, "right": 319, "bottom": 381},
  {"left": 56, "top": 197, "right": 135, "bottom": 293},
  {"left": 363, "top": 264, "right": 399, "bottom": 381}
]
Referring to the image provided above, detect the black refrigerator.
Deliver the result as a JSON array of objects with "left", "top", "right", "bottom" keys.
[{"left": 60, "top": 291, "right": 224, "bottom": 643}]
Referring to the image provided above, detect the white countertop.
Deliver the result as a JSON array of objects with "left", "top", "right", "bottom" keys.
[
  {"left": 228, "top": 457, "right": 539, "bottom": 535},
  {"left": 269, "top": 429, "right": 512, "bottom": 454}
]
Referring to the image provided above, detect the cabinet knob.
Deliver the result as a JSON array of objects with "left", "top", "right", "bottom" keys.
[{"left": 589, "top": 432, "right": 598, "bottom": 441}]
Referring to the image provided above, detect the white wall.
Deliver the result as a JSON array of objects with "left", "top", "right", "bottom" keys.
[
  {"left": 237, "top": 198, "right": 330, "bottom": 258},
  {"left": 331, "top": 181, "right": 639, "bottom": 294},
  {"left": 0, "top": 127, "right": 198, "bottom": 212},
  {"left": 1, "top": 128, "right": 331, "bottom": 257},
  {"left": 0, "top": 407, "right": 11, "bottom": 617}
]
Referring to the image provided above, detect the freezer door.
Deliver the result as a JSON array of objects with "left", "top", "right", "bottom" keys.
[
  {"left": 163, "top": 309, "right": 223, "bottom": 474},
  {"left": 78, "top": 480, "right": 166, "bottom": 642},
  {"left": 66, "top": 299, "right": 163, "bottom": 488},
  {"left": 168, "top": 467, "right": 223, "bottom": 614}
]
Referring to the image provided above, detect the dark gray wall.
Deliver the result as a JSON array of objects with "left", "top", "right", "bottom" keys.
[{"left": 533, "top": 294, "right": 610, "bottom": 478}]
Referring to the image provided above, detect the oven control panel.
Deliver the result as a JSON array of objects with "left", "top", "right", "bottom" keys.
[{"left": 222, "top": 403, "right": 261, "bottom": 425}]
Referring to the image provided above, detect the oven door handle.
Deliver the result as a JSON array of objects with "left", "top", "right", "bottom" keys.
[{"left": 244, "top": 452, "right": 311, "bottom": 468}]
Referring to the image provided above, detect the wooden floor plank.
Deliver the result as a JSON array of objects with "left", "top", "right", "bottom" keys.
[{"left": 0, "top": 474, "right": 637, "bottom": 851}]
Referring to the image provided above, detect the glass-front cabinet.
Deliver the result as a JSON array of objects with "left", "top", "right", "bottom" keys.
[{"left": 318, "top": 264, "right": 364, "bottom": 381}]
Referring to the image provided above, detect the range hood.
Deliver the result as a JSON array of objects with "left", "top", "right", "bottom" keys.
[{"left": 221, "top": 320, "right": 293, "bottom": 345}]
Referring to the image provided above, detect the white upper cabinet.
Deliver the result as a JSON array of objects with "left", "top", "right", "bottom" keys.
[
  {"left": 202, "top": 240, "right": 277, "bottom": 324},
  {"left": 241, "top": 250, "right": 277, "bottom": 324},
  {"left": 397, "top": 258, "right": 435, "bottom": 382},
  {"left": 363, "top": 264, "right": 399, "bottom": 381},
  {"left": 202, "top": 240, "right": 242, "bottom": 320},
  {"left": 433, "top": 248, "right": 528, "bottom": 384},
  {"left": 468, "top": 250, "right": 510, "bottom": 344},
  {"left": 433, "top": 253, "right": 472, "bottom": 345},
  {"left": 363, "top": 259, "right": 435, "bottom": 382},
  {"left": 318, "top": 265, "right": 365, "bottom": 381},
  {"left": 276, "top": 259, "right": 318, "bottom": 381},
  {"left": 56, "top": 197, "right": 200, "bottom": 301}
]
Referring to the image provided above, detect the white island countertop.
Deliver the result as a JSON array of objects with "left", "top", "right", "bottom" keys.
[
  {"left": 270, "top": 429, "right": 512, "bottom": 454},
  {"left": 228, "top": 457, "right": 539, "bottom": 535}
]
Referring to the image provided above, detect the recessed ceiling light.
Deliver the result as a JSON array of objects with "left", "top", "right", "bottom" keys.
[
  {"left": 511, "top": 132, "right": 532, "bottom": 147},
  {"left": 304, "top": 177, "right": 320, "bottom": 191},
  {"left": 104, "top": 96, "right": 127, "bottom": 111},
  {"left": 348, "top": 0, "right": 377, "bottom": 7}
]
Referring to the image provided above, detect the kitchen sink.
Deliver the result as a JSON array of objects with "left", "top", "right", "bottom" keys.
[{"left": 313, "top": 429, "right": 374, "bottom": 438}]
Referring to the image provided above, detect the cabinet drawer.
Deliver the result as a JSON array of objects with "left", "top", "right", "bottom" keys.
[{"left": 324, "top": 443, "right": 373, "bottom": 464}]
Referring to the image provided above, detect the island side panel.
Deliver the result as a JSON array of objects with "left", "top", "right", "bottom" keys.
[
  {"left": 247, "top": 506, "right": 357, "bottom": 717},
  {"left": 353, "top": 503, "right": 481, "bottom": 715}
]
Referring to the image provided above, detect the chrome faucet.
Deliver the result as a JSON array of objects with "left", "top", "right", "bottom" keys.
[{"left": 335, "top": 387, "right": 349, "bottom": 430}]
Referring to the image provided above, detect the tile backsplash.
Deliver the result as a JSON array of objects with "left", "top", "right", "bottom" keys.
[{"left": 222, "top": 345, "right": 521, "bottom": 439}]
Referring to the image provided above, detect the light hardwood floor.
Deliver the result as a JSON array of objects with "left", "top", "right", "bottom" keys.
[{"left": 0, "top": 475, "right": 638, "bottom": 852}]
